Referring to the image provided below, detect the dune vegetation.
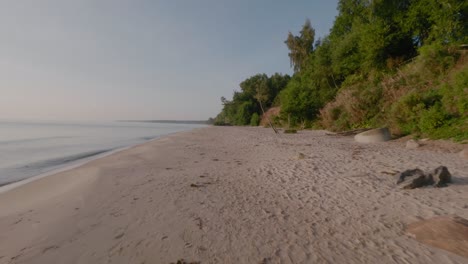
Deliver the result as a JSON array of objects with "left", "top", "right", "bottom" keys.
[{"left": 214, "top": 0, "right": 467, "bottom": 141}]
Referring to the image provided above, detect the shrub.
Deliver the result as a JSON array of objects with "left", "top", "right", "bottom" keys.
[
  {"left": 390, "top": 89, "right": 442, "bottom": 135},
  {"left": 213, "top": 120, "right": 231, "bottom": 126},
  {"left": 440, "top": 67, "right": 468, "bottom": 115},
  {"left": 417, "top": 44, "right": 460, "bottom": 76},
  {"left": 418, "top": 103, "right": 448, "bottom": 132},
  {"left": 284, "top": 129, "right": 297, "bottom": 134},
  {"left": 250, "top": 113, "right": 260, "bottom": 126}
]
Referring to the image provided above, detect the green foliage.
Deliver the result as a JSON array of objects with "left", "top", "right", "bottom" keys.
[
  {"left": 215, "top": 0, "right": 467, "bottom": 141},
  {"left": 283, "top": 0, "right": 466, "bottom": 139},
  {"left": 215, "top": 73, "right": 290, "bottom": 126},
  {"left": 418, "top": 43, "right": 459, "bottom": 75},
  {"left": 403, "top": 0, "right": 468, "bottom": 45},
  {"left": 320, "top": 40, "right": 467, "bottom": 140},
  {"left": 250, "top": 113, "right": 260, "bottom": 126},
  {"left": 284, "top": 129, "right": 297, "bottom": 134},
  {"left": 279, "top": 76, "right": 319, "bottom": 125},
  {"left": 424, "top": 118, "right": 468, "bottom": 141},
  {"left": 235, "top": 101, "right": 254, "bottom": 125},
  {"left": 418, "top": 103, "right": 448, "bottom": 132},
  {"left": 390, "top": 91, "right": 429, "bottom": 134},
  {"left": 285, "top": 19, "right": 315, "bottom": 72},
  {"left": 440, "top": 67, "right": 468, "bottom": 115}
]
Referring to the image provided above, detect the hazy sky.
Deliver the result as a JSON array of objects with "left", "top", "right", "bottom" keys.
[{"left": 0, "top": 0, "right": 338, "bottom": 121}]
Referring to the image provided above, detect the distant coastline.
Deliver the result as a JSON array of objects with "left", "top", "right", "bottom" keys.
[{"left": 119, "top": 120, "right": 212, "bottom": 125}]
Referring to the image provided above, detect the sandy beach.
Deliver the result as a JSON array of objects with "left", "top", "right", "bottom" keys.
[{"left": 0, "top": 126, "right": 467, "bottom": 264}]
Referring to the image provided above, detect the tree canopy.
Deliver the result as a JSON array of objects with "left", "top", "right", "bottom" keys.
[
  {"left": 214, "top": 0, "right": 467, "bottom": 140},
  {"left": 285, "top": 19, "right": 315, "bottom": 73}
]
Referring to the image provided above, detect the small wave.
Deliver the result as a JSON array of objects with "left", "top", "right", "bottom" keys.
[
  {"left": 140, "top": 136, "right": 159, "bottom": 141},
  {"left": 19, "top": 149, "right": 112, "bottom": 170},
  {"left": 0, "top": 178, "right": 22, "bottom": 187},
  {"left": 0, "top": 136, "right": 74, "bottom": 145}
]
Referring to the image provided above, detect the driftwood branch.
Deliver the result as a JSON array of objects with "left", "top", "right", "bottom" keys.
[
  {"left": 259, "top": 101, "right": 278, "bottom": 134},
  {"left": 325, "top": 128, "right": 372, "bottom": 136}
]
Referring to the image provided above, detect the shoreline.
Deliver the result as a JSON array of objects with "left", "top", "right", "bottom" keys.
[
  {"left": 0, "top": 126, "right": 467, "bottom": 263},
  {"left": 0, "top": 129, "right": 197, "bottom": 194}
]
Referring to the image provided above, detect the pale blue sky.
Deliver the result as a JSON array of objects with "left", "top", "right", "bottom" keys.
[{"left": 0, "top": 0, "right": 338, "bottom": 121}]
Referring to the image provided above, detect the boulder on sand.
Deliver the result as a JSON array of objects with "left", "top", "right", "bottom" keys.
[
  {"left": 354, "top": 128, "right": 391, "bottom": 143},
  {"left": 397, "top": 166, "right": 453, "bottom": 189},
  {"left": 397, "top": 169, "right": 425, "bottom": 184},
  {"left": 403, "top": 174, "right": 434, "bottom": 189},
  {"left": 433, "top": 166, "right": 452, "bottom": 187}
]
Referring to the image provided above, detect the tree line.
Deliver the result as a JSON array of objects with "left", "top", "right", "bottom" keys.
[{"left": 215, "top": 0, "right": 467, "bottom": 139}]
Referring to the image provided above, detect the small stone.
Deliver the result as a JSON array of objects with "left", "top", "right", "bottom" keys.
[
  {"left": 433, "top": 166, "right": 452, "bottom": 188},
  {"left": 406, "top": 139, "right": 420, "bottom": 149}
]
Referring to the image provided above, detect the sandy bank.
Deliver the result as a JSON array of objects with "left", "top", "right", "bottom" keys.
[{"left": 0, "top": 127, "right": 467, "bottom": 264}]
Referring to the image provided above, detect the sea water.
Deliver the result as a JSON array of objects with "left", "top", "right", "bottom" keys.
[{"left": 0, "top": 120, "right": 205, "bottom": 186}]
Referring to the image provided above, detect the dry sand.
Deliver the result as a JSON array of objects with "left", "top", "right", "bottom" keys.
[{"left": 0, "top": 127, "right": 467, "bottom": 264}]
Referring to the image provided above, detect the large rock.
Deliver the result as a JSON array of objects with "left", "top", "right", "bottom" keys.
[
  {"left": 403, "top": 174, "right": 434, "bottom": 189},
  {"left": 406, "top": 139, "right": 420, "bottom": 149},
  {"left": 397, "top": 169, "right": 425, "bottom": 184},
  {"left": 397, "top": 166, "right": 453, "bottom": 189},
  {"left": 406, "top": 216, "right": 468, "bottom": 258},
  {"left": 433, "top": 166, "right": 452, "bottom": 188},
  {"left": 354, "top": 128, "right": 391, "bottom": 143}
]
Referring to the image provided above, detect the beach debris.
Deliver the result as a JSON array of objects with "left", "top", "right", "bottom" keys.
[
  {"left": 380, "top": 169, "right": 399, "bottom": 176},
  {"left": 325, "top": 128, "right": 371, "bottom": 136},
  {"left": 190, "top": 182, "right": 212, "bottom": 188},
  {"left": 406, "top": 215, "right": 468, "bottom": 258},
  {"left": 298, "top": 153, "right": 306, "bottom": 159},
  {"left": 260, "top": 257, "right": 273, "bottom": 264},
  {"left": 354, "top": 128, "right": 391, "bottom": 143},
  {"left": 170, "top": 259, "right": 200, "bottom": 264},
  {"left": 405, "top": 139, "right": 421, "bottom": 149},
  {"left": 397, "top": 166, "right": 452, "bottom": 189}
]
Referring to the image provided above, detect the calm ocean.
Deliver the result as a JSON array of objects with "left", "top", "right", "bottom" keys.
[{"left": 0, "top": 120, "right": 205, "bottom": 186}]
